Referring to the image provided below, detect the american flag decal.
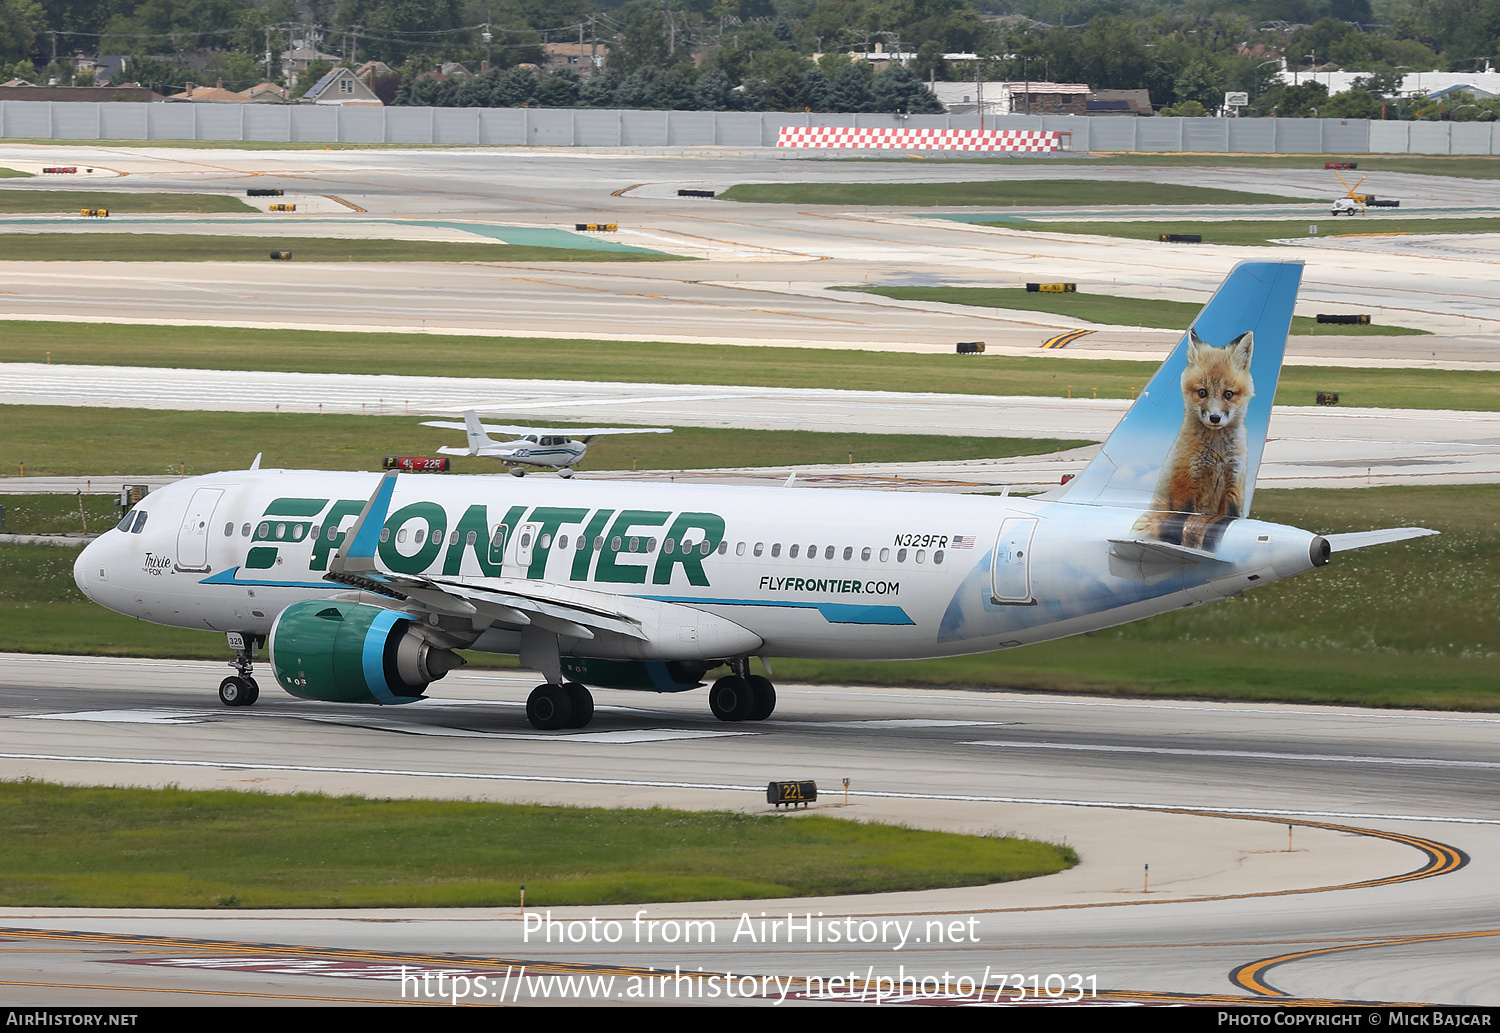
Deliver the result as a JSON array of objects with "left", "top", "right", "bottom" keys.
[{"left": 952, "top": 535, "right": 976, "bottom": 549}]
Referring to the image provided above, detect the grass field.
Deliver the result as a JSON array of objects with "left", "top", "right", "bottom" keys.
[
  {"left": 0, "top": 168, "right": 33, "bottom": 178},
  {"left": 983, "top": 216, "right": 1500, "bottom": 247},
  {"left": 0, "top": 190, "right": 254, "bottom": 213},
  {"left": 836, "top": 285, "right": 1425, "bottom": 336},
  {"left": 719, "top": 180, "right": 1312, "bottom": 206},
  {"left": 0, "top": 408, "right": 1081, "bottom": 478},
  {"left": 0, "top": 493, "right": 117, "bottom": 534},
  {"left": 3, "top": 321, "right": 1495, "bottom": 411},
  {"left": 0, "top": 233, "right": 677, "bottom": 263},
  {"left": 1, "top": 485, "right": 1494, "bottom": 710},
  {"left": 0, "top": 782, "right": 1077, "bottom": 907}
]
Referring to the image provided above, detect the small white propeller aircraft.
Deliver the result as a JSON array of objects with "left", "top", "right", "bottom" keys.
[{"left": 420, "top": 411, "right": 672, "bottom": 477}]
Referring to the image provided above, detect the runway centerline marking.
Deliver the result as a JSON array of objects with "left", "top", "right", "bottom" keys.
[{"left": 960, "top": 739, "right": 1500, "bottom": 771}]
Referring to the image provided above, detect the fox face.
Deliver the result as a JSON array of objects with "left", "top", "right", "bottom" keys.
[{"left": 1183, "top": 329, "right": 1254, "bottom": 429}]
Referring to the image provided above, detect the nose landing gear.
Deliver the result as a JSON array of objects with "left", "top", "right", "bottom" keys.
[{"left": 220, "top": 632, "right": 262, "bottom": 707}]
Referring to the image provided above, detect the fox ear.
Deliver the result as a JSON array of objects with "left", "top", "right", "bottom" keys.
[
  {"left": 1228, "top": 331, "right": 1254, "bottom": 370},
  {"left": 1187, "top": 328, "right": 1207, "bottom": 364}
]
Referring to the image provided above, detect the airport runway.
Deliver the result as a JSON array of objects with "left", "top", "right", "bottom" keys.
[
  {"left": 0, "top": 655, "right": 1495, "bottom": 1006},
  {"left": 3, "top": 144, "right": 1500, "bottom": 349},
  {"left": 2, "top": 363, "right": 1496, "bottom": 490}
]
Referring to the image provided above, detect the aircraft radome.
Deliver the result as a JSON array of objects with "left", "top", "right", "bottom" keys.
[
  {"left": 74, "top": 261, "right": 1434, "bottom": 730},
  {"left": 419, "top": 410, "right": 672, "bottom": 476}
]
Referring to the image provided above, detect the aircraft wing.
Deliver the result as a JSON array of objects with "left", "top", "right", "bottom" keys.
[{"left": 422, "top": 420, "right": 672, "bottom": 438}]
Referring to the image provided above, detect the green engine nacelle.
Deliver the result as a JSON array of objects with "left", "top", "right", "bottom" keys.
[
  {"left": 559, "top": 657, "right": 716, "bottom": 693},
  {"left": 268, "top": 600, "right": 464, "bottom": 705}
]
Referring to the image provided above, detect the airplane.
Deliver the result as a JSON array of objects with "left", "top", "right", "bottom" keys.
[
  {"left": 419, "top": 411, "right": 672, "bottom": 477},
  {"left": 73, "top": 261, "right": 1435, "bottom": 731}
]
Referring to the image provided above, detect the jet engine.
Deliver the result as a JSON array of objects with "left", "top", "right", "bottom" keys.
[{"left": 268, "top": 600, "right": 465, "bottom": 705}]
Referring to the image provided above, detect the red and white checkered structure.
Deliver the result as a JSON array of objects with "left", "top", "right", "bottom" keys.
[{"left": 776, "top": 126, "right": 1063, "bottom": 152}]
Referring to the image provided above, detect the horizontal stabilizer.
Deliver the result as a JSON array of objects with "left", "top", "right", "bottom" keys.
[{"left": 1325, "top": 527, "right": 1438, "bottom": 553}]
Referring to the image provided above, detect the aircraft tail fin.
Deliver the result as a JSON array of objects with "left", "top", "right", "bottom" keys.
[
  {"left": 462, "top": 410, "right": 494, "bottom": 454},
  {"left": 1057, "top": 260, "right": 1303, "bottom": 524}
]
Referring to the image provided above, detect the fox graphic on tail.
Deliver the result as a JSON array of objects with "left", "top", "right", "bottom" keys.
[{"left": 1133, "top": 328, "right": 1254, "bottom": 550}]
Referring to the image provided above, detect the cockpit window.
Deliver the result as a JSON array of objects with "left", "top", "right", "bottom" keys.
[
  {"left": 131, "top": 511, "right": 148, "bottom": 534},
  {"left": 117, "top": 512, "right": 134, "bottom": 532},
  {"left": 525, "top": 435, "right": 539, "bottom": 443}
]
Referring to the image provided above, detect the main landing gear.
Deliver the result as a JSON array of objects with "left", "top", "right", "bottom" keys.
[
  {"left": 219, "top": 632, "right": 261, "bottom": 708},
  {"left": 708, "top": 662, "right": 776, "bottom": 723},
  {"left": 526, "top": 681, "right": 594, "bottom": 730}
]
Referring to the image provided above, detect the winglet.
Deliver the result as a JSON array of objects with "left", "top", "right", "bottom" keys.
[{"left": 331, "top": 471, "right": 397, "bottom": 575}]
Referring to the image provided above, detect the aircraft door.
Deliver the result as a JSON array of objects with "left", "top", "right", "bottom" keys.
[
  {"left": 990, "top": 518, "right": 1038, "bottom": 605},
  {"left": 509, "top": 522, "right": 539, "bottom": 577},
  {"left": 176, "top": 488, "right": 224, "bottom": 571}
]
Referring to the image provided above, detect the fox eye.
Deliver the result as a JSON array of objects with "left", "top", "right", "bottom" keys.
[
  {"left": 1223, "top": 390, "right": 1235, "bottom": 400},
  {"left": 1197, "top": 389, "right": 1208, "bottom": 398}
]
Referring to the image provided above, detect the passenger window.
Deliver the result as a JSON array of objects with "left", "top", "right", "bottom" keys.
[
  {"left": 753, "top": 543, "right": 763, "bottom": 557},
  {"left": 397, "top": 529, "right": 408, "bottom": 544},
  {"left": 467, "top": 531, "right": 478, "bottom": 546},
  {"left": 593, "top": 536, "right": 604, "bottom": 552},
  {"left": 557, "top": 534, "right": 569, "bottom": 550},
  {"left": 934, "top": 549, "right": 944, "bottom": 565},
  {"left": 275, "top": 523, "right": 286, "bottom": 540},
  {"left": 916, "top": 549, "right": 926, "bottom": 564},
  {"left": 415, "top": 529, "right": 426, "bottom": 545},
  {"left": 520, "top": 532, "right": 531, "bottom": 549},
  {"left": 243, "top": 523, "right": 252, "bottom": 537},
  {"left": 257, "top": 521, "right": 269, "bottom": 539},
  {"left": 224, "top": 522, "right": 234, "bottom": 537},
  {"left": 309, "top": 524, "right": 320, "bottom": 540},
  {"left": 771, "top": 543, "right": 781, "bottom": 557},
  {"left": 629, "top": 536, "right": 639, "bottom": 553},
  {"left": 824, "top": 545, "right": 835, "bottom": 560},
  {"left": 711, "top": 541, "right": 723, "bottom": 555},
  {"left": 789, "top": 544, "right": 799, "bottom": 558},
  {"left": 449, "top": 530, "right": 459, "bottom": 545},
  {"left": 807, "top": 544, "right": 815, "bottom": 558},
  {"left": 664, "top": 538, "right": 675, "bottom": 554},
  {"left": 647, "top": 538, "right": 657, "bottom": 553},
  {"left": 880, "top": 548, "right": 890, "bottom": 562},
  {"left": 380, "top": 528, "right": 391, "bottom": 543},
  {"left": 491, "top": 526, "right": 506, "bottom": 549},
  {"left": 611, "top": 536, "right": 622, "bottom": 551},
  {"left": 541, "top": 533, "right": 552, "bottom": 548},
  {"left": 897, "top": 548, "right": 907, "bottom": 562},
  {"left": 861, "top": 547, "right": 871, "bottom": 561},
  {"left": 842, "top": 546, "right": 852, "bottom": 560},
  {"left": 736, "top": 542, "right": 746, "bottom": 556}
]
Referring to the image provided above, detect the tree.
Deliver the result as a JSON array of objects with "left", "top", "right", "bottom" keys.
[
  {"left": 535, "top": 69, "right": 580, "bottom": 107},
  {"left": 1322, "top": 88, "right": 1381, "bottom": 118},
  {"left": 828, "top": 62, "right": 873, "bottom": 112},
  {"left": 1173, "top": 59, "right": 1227, "bottom": 110},
  {"left": 693, "top": 67, "right": 732, "bottom": 110},
  {"left": 0, "top": 0, "right": 42, "bottom": 66},
  {"left": 870, "top": 64, "right": 944, "bottom": 114},
  {"left": 580, "top": 70, "right": 618, "bottom": 108}
]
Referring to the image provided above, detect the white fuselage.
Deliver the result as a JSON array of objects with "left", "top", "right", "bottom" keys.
[{"left": 74, "top": 469, "right": 1323, "bottom": 665}]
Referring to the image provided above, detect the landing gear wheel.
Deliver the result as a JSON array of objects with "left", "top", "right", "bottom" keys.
[
  {"left": 510, "top": 466, "right": 527, "bottom": 477},
  {"left": 709, "top": 675, "right": 755, "bottom": 722},
  {"left": 561, "top": 681, "right": 594, "bottom": 728},
  {"left": 526, "top": 683, "right": 574, "bottom": 730},
  {"left": 746, "top": 675, "right": 776, "bottom": 721},
  {"left": 219, "top": 676, "right": 256, "bottom": 707}
]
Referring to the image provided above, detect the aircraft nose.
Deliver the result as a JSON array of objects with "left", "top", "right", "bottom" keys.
[{"left": 74, "top": 536, "right": 101, "bottom": 600}]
